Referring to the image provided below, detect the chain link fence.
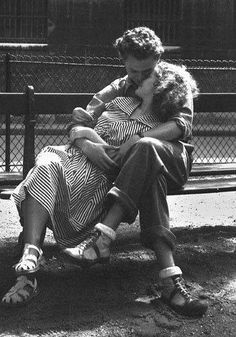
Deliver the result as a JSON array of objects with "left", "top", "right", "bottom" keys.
[{"left": 0, "top": 54, "right": 235, "bottom": 173}]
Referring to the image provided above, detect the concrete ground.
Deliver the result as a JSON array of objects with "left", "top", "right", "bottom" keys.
[{"left": 0, "top": 191, "right": 235, "bottom": 239}]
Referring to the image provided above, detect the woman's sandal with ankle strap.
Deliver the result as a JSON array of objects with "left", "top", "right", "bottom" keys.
[
  {"left": 1, "top": 276, "right": 39, "bottom": 307},
  {"left": 13, "top": 244, "right": 43, "bottom": 275}
]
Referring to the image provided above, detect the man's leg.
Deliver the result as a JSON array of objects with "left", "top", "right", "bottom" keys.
[
  {"left": 105, "top": 138, "right": 207, "bottom": 316},
  {"left": 63, "top": 138, "right": 207, "bottom": 316}
]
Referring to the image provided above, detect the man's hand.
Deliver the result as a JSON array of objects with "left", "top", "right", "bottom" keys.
[
  {"left": 107, "top": 135, "right": 140, "bottom": 165},
  {"left": 76, "top": 139, "right": 119, "bottom": 172}
]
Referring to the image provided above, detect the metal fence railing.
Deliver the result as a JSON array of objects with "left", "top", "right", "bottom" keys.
[{"left": 0, "top": 54, "right": 235, "bottom": 173}]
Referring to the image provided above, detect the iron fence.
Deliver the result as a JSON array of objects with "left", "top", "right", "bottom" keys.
[{"left": 0, "top": 54, "right": 235, "bottom": 173}]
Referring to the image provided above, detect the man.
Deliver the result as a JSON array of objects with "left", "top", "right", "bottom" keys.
[{"left": 68, "top": 27, "right": 208, "bottom": 317}]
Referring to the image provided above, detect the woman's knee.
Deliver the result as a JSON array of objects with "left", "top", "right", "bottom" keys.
[{"left": 36, "top": 151, "right": 61, "bottom": 168}]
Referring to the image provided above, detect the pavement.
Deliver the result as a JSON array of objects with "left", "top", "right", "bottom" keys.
[{"left": 0, "top": 191, "right": 235, "bottom": 235}]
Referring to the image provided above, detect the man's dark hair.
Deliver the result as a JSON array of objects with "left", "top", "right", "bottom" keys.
[{"left": 114, "top": 27, "right": 164, "bottom": 61}]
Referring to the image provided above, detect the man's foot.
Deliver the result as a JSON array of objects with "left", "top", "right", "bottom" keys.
[
  {"left": 159, "top": 266, "right": 208, "bottom": 317},
  {"left": 63, "top": 223, "right": 116, "bottom": 267},
  {"left": 1, "top": 276, "right": 39, "bottom": 307},
  {"left": 13, "top": 243, "right": 43, "bottom": 275}
]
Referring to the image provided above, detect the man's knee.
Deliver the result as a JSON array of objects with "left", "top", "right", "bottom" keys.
[{"left": 130, "top": 137, "right": 165, "bottom": 158}]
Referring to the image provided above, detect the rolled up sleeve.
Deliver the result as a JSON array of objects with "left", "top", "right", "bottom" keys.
[{"left": 169, "top": 88, "right": 194, "bottom": 141}]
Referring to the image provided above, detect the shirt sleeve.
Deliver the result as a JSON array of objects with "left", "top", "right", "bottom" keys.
[
  {"left": 86, "top": 77, "right": 127, "bottom": 120},
  {"left": 169, "top": 87, "right": 194, "bottom": 141}
]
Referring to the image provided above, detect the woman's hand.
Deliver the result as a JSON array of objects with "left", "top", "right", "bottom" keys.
[
  {"left": 77, "top": 139, "right": 119, "bottom": 172},
  {"left": 72, "top": 107, "right": 94, "bottom": 125}
]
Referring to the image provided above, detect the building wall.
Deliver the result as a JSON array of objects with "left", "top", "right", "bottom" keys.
[
  {"left": 48, "top": 0, "right": 123, "bottom": 56},
  {"left": 47, "top": 0, "right": 236, "bottom": 59},
  {"left": 182, "top": 0, "right": 235, "bottom": 58},
  {"left": 0, "top": 0, "right": 235, "bottom": 59}
]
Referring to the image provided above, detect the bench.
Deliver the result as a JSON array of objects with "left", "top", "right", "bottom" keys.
[{"left": 0, "top": 85, "right": 236, "bottom": 199}]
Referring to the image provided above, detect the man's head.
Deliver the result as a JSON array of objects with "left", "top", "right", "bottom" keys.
[{"left": 114, "top": 27, "right": 164, "bottom": 86}]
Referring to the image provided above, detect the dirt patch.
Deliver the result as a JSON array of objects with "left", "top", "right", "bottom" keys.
[{"left": 0, "top": 196, "right": 236, "bottom": 337}]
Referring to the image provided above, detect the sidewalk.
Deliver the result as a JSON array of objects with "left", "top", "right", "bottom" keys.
[{"left": 0, "top": 191, "right": 235, "bottom": 237}]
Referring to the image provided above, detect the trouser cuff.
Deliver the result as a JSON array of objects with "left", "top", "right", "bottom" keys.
[
  {"left": 106, "top": 186, "right": 138, "bottom": 224},
  {"left": 95, "top": 223, "right": 116, "bottom": 241}
]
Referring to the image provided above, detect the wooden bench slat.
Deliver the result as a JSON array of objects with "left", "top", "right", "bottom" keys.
[
  {"left": 168, "top": 176, "right": 236, "bottom": 195},
  {"left": 1, "top": 175, "right": 235, "bottom": 199},
  {"left": 0, "top": 172, "right": 23, "bottom": 183},
  {"left": 194, "top": 93, "right": 236, "bottom": 112},
  {"left": 191, "top": 163, "right": 236, "bottom": 176},
  {"left": 0, "top": 93, "right": 26, "bottom": 115},
  {"left": 34, "top": 93, "right": 93, "bottom": 114}
]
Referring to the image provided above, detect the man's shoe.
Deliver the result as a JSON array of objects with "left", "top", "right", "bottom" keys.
[{"left": 159, "top": 266, "right": 208, "bottom": 317}]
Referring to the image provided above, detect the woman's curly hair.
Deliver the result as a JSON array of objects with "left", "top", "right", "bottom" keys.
[
  {"left": 114, "top": 27, "right": 164, "bottom": 60},
  {"left": 152, "top": 62, "right": 199, "bottom": 121}
]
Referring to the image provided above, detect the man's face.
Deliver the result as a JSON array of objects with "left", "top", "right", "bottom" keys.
[{"left": 124, "top": 55, "right": 158, "bottom": 86}]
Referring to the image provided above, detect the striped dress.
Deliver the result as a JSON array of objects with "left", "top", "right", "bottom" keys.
[{"left": 12, "top": 97, "right": 161, "bottom": 248}]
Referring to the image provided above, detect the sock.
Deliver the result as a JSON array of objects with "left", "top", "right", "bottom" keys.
[
  {"left": 159, "top": 266, "right": 183, "bottom": 299},
  {"left": 84, "top": 223, "right": 116, "bottom": 260}
]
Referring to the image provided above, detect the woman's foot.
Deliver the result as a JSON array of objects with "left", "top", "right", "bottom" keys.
[
  {"left": 13, "top": 243, "right": 43, "bottom": 275},
  {"left": 159, "top": 266, "right": 208, "bottom": 317},
  {"left": 1, "top": 276, "right": 39, "bottom": 307},
  {"left": 63, "top": 223, "right": 116, "bottom": 267}
]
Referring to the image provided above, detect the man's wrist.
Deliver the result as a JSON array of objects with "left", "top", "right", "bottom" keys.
[
  {"left": 136, "top": 131, "right": 145, "bottom": 138},
  {"left": 75, "top": 138, "right": 89, "bottom": 152}
]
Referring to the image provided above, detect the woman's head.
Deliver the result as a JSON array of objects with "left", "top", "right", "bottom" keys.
[
  {"left": 152, "top": 62, "right": 199, "bottom": 99},
  {"left": 135, "top": 62, "right": 199, "bottom": 119},
  {"left": 151, "top": 62, "right": 199, "bottom": 120}
]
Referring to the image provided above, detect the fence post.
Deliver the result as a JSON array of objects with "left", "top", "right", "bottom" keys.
[
  {"left": 5, "top": 53, "right": 11, "bottom": 172},
  {"left": 23, "top": 85, "right": 36, "bottom": 179}
]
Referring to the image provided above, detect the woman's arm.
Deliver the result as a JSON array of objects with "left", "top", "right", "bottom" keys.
[{"left": 70, "top": 125, "right": 107, "bottom": 145}]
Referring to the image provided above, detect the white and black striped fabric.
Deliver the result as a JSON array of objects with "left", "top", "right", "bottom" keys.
[{"left": 12, "top": 97, "right": 161, "bottom": 248}]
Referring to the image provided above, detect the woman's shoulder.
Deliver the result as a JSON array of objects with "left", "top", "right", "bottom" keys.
[{"left": 105, "top": 96, "right": 141, "bottom": 114}]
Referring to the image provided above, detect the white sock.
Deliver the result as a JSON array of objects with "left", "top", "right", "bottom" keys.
[{"left": 84, "top": 223, "right": 116, "bottom": 260}]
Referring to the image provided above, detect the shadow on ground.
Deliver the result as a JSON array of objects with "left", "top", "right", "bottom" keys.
[{"left": 0, "top": 225, "right": 236, "bottom": 337}]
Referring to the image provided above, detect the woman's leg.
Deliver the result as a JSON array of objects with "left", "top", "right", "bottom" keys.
[
  {"left": 21, "top": 193, "right": 49, "bottom": 248},
  {"left": 1, "top": 193, "right": 49, "bottom": 307},
  {"left": 13, "top": 192, "right": 49, "bottom": 274}
]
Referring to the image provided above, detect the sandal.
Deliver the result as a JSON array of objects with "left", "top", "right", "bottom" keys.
[
  {"left": 13, "top": 244, "right": 43, "bottom": 275},
  {"left": 1, "top": 276, "right": 39, "bottom": 307}
]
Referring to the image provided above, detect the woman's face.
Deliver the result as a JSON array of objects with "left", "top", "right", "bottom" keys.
[{"left": 135, "top": 72, "right": 156, "bottom": 98}]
